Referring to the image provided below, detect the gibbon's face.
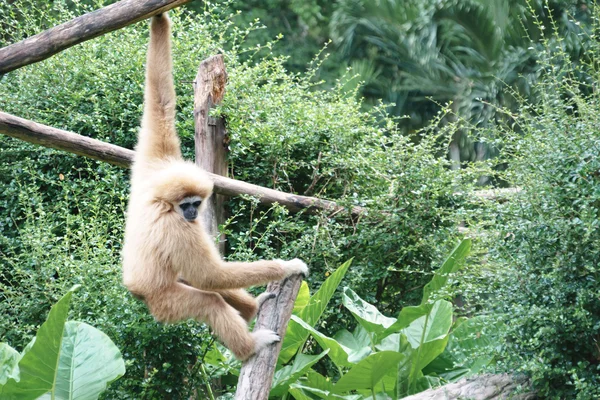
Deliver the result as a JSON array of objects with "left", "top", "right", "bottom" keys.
[{"left": 175, "top": 195, "right": 203, "bottom": 222}]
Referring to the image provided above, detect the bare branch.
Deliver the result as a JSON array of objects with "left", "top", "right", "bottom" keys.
[
  {"left": 0, "top": 0, "right": 191, "bottom": 74},
  {"left": 0, "top": 111, "right": 364, "bottom": 216}
]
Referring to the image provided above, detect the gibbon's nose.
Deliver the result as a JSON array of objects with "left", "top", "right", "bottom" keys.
[{"left": 184, "top": 207, "right": 197, "bottom": 221}]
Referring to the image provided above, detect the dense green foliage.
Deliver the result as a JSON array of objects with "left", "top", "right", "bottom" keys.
[
  {"left": 3, "top": 0, "right": 600, "bottom": 398},
  {"left": 459, "top": 36, "right": 600, "bottom": 399},
  {"left": 0, "top": 2, "right": 468, "bottom": 398}
]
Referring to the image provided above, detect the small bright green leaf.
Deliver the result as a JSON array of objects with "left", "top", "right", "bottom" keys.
[
  {"left": 334, "top": 351, "right": 405, "bottom": 393},
  {"left": 271, "top": 349, "right": 329, "bottom": 397},
  {"left": 0, "top": 344, "right": 20, "bottom": 385},
  {"left": 280, "top": 260, "right": 352, "bottom": 363},
  {"left": 422, "top": 239, "right": 471, "bottom": 304}
]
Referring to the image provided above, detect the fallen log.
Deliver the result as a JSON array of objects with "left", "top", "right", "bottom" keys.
[
  {"left": 0, "top": 0, "right": 191, "bottom": 74},
  {"left": 402, "top": 374, "right": 536, "bottom": 400}
]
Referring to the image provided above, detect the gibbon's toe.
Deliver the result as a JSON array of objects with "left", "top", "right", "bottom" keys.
[
  {"left": 256, "top": 291, "right": 277, "bottom": 307},
  {"left": 252, "top": 329, "right": 281, "bottom": 353},
  {"left": 282, "top": 258, "right": 309, "bottom": 278}
]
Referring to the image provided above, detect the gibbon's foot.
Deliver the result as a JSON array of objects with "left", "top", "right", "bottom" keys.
[
  {"left": 251, "top": 329, "right": 280, "bottom": 354},
  {"left": 279, "top": 258, "right": 309, "bottom": 278},
  {"left": 256, "top": 292, "right": 277, "bottom": 307}
]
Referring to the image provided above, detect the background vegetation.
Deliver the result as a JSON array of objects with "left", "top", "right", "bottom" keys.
[{"left": 1, "top": 0, "right": 599, "bottom": 399}]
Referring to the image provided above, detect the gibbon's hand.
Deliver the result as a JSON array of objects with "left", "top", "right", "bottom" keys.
[{"left": 278, "top": 258, "right": 309, "bottom": 278}]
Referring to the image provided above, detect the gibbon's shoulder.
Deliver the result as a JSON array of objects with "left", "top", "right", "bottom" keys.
[{"left": 149, "top": 160, "right": 214, "bottom": 202}]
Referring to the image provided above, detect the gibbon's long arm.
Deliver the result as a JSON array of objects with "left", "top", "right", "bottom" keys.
[{"left": 136, "top": 14, "right": 182, "bottom": 163}]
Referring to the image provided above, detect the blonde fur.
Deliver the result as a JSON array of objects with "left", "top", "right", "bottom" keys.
[{"left": 122, "top": 14, "right": 308, "bottom": 361}]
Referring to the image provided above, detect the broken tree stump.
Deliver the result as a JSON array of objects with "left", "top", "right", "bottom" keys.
[{"left": 193, "top": 54, "right": 229, "bottom": 247}]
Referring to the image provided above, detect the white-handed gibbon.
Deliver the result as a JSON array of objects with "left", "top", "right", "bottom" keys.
[{"left": 122, "top": 13, "right": 308, "bottom": 361}]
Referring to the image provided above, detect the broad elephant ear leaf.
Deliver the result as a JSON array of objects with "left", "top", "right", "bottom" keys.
[
  {"left": 0, "top": 286, "right": 125, "bottom": 400},
  {"left": 422, "top": 239, "right": 471, "bottom": 304},
  {"left": 279, "top": 260, "right": 352, "bottom": 363}
]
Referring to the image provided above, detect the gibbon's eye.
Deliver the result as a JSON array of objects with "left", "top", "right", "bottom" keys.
[{"left": 192, "top": 201, "right": 202, "bottom": 208}]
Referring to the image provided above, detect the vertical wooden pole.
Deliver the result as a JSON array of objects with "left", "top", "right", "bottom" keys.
[{"left": 193, "top": 54, "right": 228, "bottom": 252}]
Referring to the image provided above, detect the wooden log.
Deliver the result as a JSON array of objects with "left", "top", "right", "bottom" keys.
[
  {"left": 0, "top": 111, "right": 134, "bottom": 167},
  {"left": 0, "top": 0, "right": 191, "bottom": 75},
  {"left": 402, "top": 374, "right": 535, "bottom": 400},
  {"left": 0, "top": 111, "right": 364, "bottom": 216},
  {"left": 235, "top": 275, "right": 304, "bottom": 400},
  {"left": 193, "top": 55, "right": 229, "bottom": 246}
]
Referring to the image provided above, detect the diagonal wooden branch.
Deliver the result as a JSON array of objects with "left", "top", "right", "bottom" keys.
[
  {"left": 0, "top": 0, "right": 191, "bottom": 75},
  {"left": 0, "top": 111, "right": 364, "bottom": 216},
  {"left": 235, "top": 275, "right": 304, "bottom": 400}
]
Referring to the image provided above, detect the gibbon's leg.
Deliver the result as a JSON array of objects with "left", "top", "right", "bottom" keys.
[
  {"left": 136, "top": 13, "right": 182, "bottom": 163},
  {"left": 146, "top": 282, "right": 279, "bottom": 360},
  {"left": 218, "top": 289, "right": 276, "bottom": 322},
  {"left": 184, "top": 258, "right": 308, "bottom": 292}
]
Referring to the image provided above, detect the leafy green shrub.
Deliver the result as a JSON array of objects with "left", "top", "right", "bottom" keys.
[{"left": 459, "top": 34, "right": 600, "bottom": 398}]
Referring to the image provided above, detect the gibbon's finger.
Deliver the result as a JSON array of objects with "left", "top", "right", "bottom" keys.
[{"left": 280, "top": 258, "right": 309, "bottom": 278}]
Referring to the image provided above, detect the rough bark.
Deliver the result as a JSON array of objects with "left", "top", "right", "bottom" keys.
[
  {"left": 235, "top": 275, "right": 304, "bottom": 400},
  {"left": 0, "top": 0, "right": 191, "bottom": 75},
  {"left": 402, "top": 374, "right": 535, "bottom": 400},
  {"left": 0, "top": 111, "right": 133, "bottom": 166},
  {"left": 0, "top": 111, "right": 364, "bottom": 216},
  {"left": 193, "top": 55, "right": 229, "bottom": 248}
]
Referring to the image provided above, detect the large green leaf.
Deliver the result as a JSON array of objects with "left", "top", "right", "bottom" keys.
[
  {"left": 378, "top": 239, "right": 471, "bottom": 341},
  {"left": 0, "top": 344, "right": 20, "bottom": 385},
  {"left": 342, "top": 287, "right": 396, "bottom": 338},
  {"left": 0, "top": 288, "right": 76, "bottom": 400},
  {"left": 403, "top": 301, "right": 453, "bottom": 348},
  {"left": 0, "top": 287, "right": 125, "bottom": 400},
  {"left": 421, "top": 239, "right": 471, "bottom": 304},
  {"left": 50, "top": 321, "right": 125, "bottom": 400},
  {"left": 333, "top": 351, "right": 405, "bottom": 393},
  {"left": 423, "top": 316, "right": 497, "bottom": 381},
  {"left": 280, "top": 260, "right": 352, "bottom": 363},
  {"left": 289, "top": 383, "right": 362, "bottom": 400},
  {"left": 290, "top": 316, "right": 356, "bottom": 368},
  {"left": 271, "top": 349, "right": 329, "bottom": 397},
  {"left": 293, "top": 281, "right": 311, "bottom": 315},
  {"left": 396, "top": 300, "right": 453, "bottom": 397}
]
